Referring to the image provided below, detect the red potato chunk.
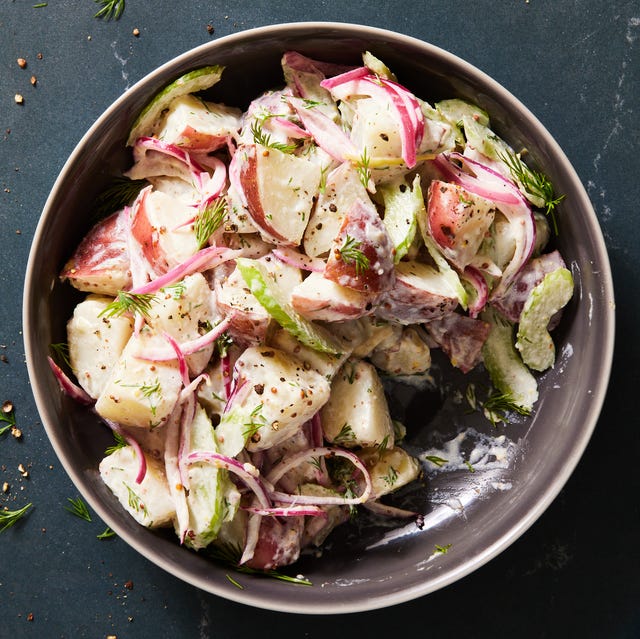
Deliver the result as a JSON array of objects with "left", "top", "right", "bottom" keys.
[
  {"left": 376, "top": 260, "right": 459, "bottom": 325},
  {"left": 324, "top": 198, "right": 396, "bottom": 294},
  {"left": 427, "top": 180, "right": 496, "bottom": 269},
  {"left": 243, "top": 513, "right": 304, "bottom": 571},
  {"left": 60, "top": 208, "right": 132, "bottom": 296},
  {"left": 237, "top": 143, "right": 321, "bottom": 246},
  {"left": 290, "top": 271, "right": 373, "bottom": 321},
  {"left": 424, "top": 312, "right": 490, "bottom": 373},
  {"left": 157, "top": 94, "right": 242, "bottom": 153},
  {"left": 130, "top": 189, "right": 199, "bottom": 276}
]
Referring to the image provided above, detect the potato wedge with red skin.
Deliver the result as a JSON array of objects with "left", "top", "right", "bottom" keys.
[
  {"left": 131, "top": 188, "right": 199, "bottom": 276},
  {"left": 290, "top": 271, "right": 373, "bottom": 321},
  {"left": 303, "top": 162, "right": 370, "bottom": 258},
  {"left": 424, "top": 312, "right": 490, "bottom": 373},
  {"left": 60, "top": 208, "right": 132, "bottom": 296},
  {"left": 157, "top": 94, "right": 242, "bottom": 153},
  {"left": 427, "top": 179, "right": 496, "bottom": 269},
  {"left": 244, "top": 515, "right": 303, "bottom": 571},
  {"left": 237, "top": 143, "right": 321, "bottom": 246},
  {"left": 376, "top": 260, "right": 459, "bottom": 325},
  {"left": 324, "top": 198, "right": 395, "bottom": 294}
]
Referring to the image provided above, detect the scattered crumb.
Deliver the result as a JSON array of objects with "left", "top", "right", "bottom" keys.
[
  {"left": 17, "top": 58, "right": 27, "bottom": 69},
  {"left": 14, "top": 94, "right": 24, "bottom": 105}
]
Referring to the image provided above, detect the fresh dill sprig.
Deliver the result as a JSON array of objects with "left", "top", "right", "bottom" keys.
[
  {"left": 499, "top": 149, "right": 564, "bottom": 234},
  {"left": 337, "top": 235, "right": 370, "bottom": 275},
  {"left": 105, "top": 431, "right": 128, "bottom": 456},
  {"left": 250, "top": 119, "right": 298, "bottom": 154},
  {"left": 301, "top": 98, "right": 323, "bottom": 108},
  {"left": 243, "top": 403, "right": 266, "bottom": 439},
  {"left": 0, "top": 405, "right": 17, "bottom": 437},
  {"left": 333, "top": 422, "right": 356, "bottom": 445},
  {"left": 434, "top": 543, "right": 452, "bottom": 554},
  {"left": 0, "top": 503, "right": 33, "bottom": 533},
  {"left": 382, "top": 465, "right": 399, "bottom": 487},
  {"left": 482, "top": 389, "right": 531, "bottom": 427},
  {"left": 215, "top": 332, "right": 234, "bottom": 358},
  {"left": 92, "top": 176, "right": 146, "bottom": 221},
  {"left": 425, "top": 455, "right": 448, "bottom": 468},
  {"left": 98, "top": 291, "right": 158, "bottom": 319},
  {"left": 49, "top": 342, "right": 71, "bottom": 369},
  {"left": 97, "top": 526, "right": 116, "bottom": 540},
  {"left": 160, "top": 281, "right": 186, "bottom": 300},
  {"left": 355, "top": 147, "right": 371, "bottom": 189},
  {"left": 94, "top": 0, "right": 125, "bottom": 20},
  {"left": 65, "top": 497, "right": 92, "bottom": 522},
  {"left": 206, "top": 542, "right": 312, "bottom": 585},
  {"left": 195, "top": 198, "right": 227, "bottom": 249},
  {"left": 318, "top": 164, "right": 329, "bottom": 194}
]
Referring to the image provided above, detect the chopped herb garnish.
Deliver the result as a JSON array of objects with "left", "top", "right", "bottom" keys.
[
  {"left": 243, "top": 403, "right": 267, "bottom": 439},
  {"left": 434, "top": 543, "right": 452, "bottom": 554},
  {"left": 65, "top": 496, "right": 92, "bottom": 522},
  {"left": 215, "top": 332, "right": 234, "bottom": 358},
  {"left": 0, "top": 503, "right": 32, "bottom": 533},
  {"left": 161, "top": 281, "right": 186, "bottom": 300},
  {"left": 49, "top": 342, "right": 71, "bottom": 369},
  {"left": 425, "top": 455, "right": 448, "bottom": 468},
  {"left": 105, "top": 431, "right": 128, "bottom": 456},
  {"left": 0, "top": 404, "right": 17, "bottom": 437},
  {"left": 194, "top": 198, "right": 227, "bottom": 249},
  {"left": 482, "top": 389, "right": 531, "bottom": 427},
  {"left": 499, "top": 149, "right": 564, "bottom": 234},
  {"left": 376, "top": 435, "right": 390, "bottom": 452},
  {"left": 98, "top": 291, "right": 158, "bottom": 319},
  {"left": 250, "top": 119, "right": 298, "bottom": 154},
  {"left": 97, "top": 526, "right": 116, "bottom": 539},
  {"left": 333, "top": 422, "right": 356, "bottom": 445},
  {"left": 337, "top": 235, "right": 370, "bottom": 275},
  {"left": 124, "top": 484, "right": 145, "bottom": 513},
  {"left": 94, "top": 0, "right": 125, "bottom": 20},
  {"left": 93, "top": 176, "right": 146, "bottom": 219},
  {"left": 355, "top": 147, "right": 371, "bottom": 189},
  {"left": 382, "top": 465, "right": 399, "bottom": 487}
]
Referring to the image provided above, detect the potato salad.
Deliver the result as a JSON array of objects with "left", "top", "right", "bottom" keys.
[{"left": 53, "top": 51, "right": 573, "bottom": 572}]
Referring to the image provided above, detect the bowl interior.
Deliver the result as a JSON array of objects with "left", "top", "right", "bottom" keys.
[{"left": 23, "top": 23, "right": 614, "bottom": 613}]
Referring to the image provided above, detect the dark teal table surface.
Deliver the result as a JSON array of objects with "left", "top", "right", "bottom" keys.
[{"left": 1, "top": 2, "right": 638, "bottom": 637}]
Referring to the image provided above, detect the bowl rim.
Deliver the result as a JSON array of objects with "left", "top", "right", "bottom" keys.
[{"left": 23, "top": 21, "right": 615, "bottom": 613}]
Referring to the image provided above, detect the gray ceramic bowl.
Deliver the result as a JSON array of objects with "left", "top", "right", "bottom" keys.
[{"left": 23, "top": 22, "right": 614, "bottom": 613}]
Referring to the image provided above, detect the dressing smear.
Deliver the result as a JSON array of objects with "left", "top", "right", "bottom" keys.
[
  {"left": 421, "top": 427, "right": 516, "bottom": 474},
  {"left": 366, "top": 427, "right": 518, "bottom": 551}
]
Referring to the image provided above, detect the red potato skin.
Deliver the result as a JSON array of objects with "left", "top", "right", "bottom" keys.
[
  {"left": 324, "top": 198, "right": 396, "bottom": 294},
  {"left": 170, "top": 125, "right": 228, "bottom": 153},
  {"left": 427, "top": 180, "right": 495, "bottom": 267},
  {"left": 291, "top": 292, "right": 371, "bottom": 321},
  {"left": 290, "top": 273, "right": 374, "bottom": 321},
  {"left": 60, "top": 208, "right": 132, "bottom": 293},
  {"left": 243, "top": 515, "right": 304, "bottom": 571},
  {"left": 130, "top": 190, "right": 169, "bottom": 274},
  {"left": 238, "top": 145, "right": 292, "bottom": 245},
  {"left": 376, "top": 279, "right": 458, "bottom": 324},
  {"left": 424, "top": 313, "right": 490, "bottom": 373}
]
